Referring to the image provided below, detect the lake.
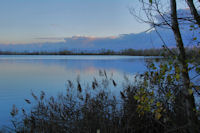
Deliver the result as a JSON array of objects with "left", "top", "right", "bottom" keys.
[{"left": 0, "top": 55, "right": 154, "bottom": 128}]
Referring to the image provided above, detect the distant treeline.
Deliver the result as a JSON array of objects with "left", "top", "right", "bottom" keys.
[
  {"left": 0, "top": 48, "right": 163, "bottom": 56},
  {"left": 0, "top": 47, "right": 199, "bottom": 57}
]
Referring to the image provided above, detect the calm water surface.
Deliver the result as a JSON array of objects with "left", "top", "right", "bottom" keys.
[{"left": 0, "top": 55, "right": 153, "bottom": 127}]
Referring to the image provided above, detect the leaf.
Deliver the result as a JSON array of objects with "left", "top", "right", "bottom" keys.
[
  {"left": 10, "top": 105, "right": 18, "bottom": 117},
  {"left": 120, "top": 91, "right": 126, "bottom": 99},
  {"left": 188, "top": 89, "right": 193, "bottom": 95},
  {"left": 189, "top": 82, "right": 194, "bottom": 87},
  {"left": 169, "top": 60, "right": 173, "bottom": 65},
  {"left": 196, "top": 86, "right": 200, "bottom": 90},
  {"left": 166, "top": 92, "right": 172, "bottom": 98},
  {"left": 134, "top": 95, "right": 139, "bottom": 100},
  {"left": 167, "top": 75, "right": 171, "bottom": 82},
  {"left": 193, "top": 37, "right": 197, "bottom": 40},
  {"left": 112, "top": 80, "right": 117, "bottom": 86},
  {"left": 25, "top": 99, "right": 31, "bottom": 104},
  {"left": 156, "top": 102, "right": 161, "bottom": 107},
  {"left": 155, "top": 112, "right": 161, "bottom": 120},
  {"left": 195, "top": 67, "right": 200, "bottom": 73},
  {"left": 182, "top": 68, "right": 187, "bottom": 73},
  {"left": 175, "top": 74, "right": 180, "bottom": 81},
  {"left": 149, "top": 99, "right": 154, "bottom": 104},
  {"left": 77, "top": 83, "right": 82, "bottom": 92},
  {"left": 175, "top": 65, "right": 180, "bottom": 73},
  {"left": 149, "top": 0, "right": 152, "bottom": 4}
]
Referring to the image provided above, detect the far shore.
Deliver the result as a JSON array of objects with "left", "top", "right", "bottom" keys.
[
  {"left": 0, "top": 48, "right": 166, "bottom": 56},
  {"left": 0, "top": 47, "right": 199, "bottom": 57}
]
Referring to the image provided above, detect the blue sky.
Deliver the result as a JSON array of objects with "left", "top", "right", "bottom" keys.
[{"left": 0, "top": 0, "right": 150, "bottom": 44}]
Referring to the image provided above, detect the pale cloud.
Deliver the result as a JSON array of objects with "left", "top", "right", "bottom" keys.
[{"left": 34, "top": 37, "right": 66, "bottom": 42}]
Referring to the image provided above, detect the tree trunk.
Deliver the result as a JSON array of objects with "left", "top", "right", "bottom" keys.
[
  {"left": 170, "top": 0, "right": 199, "bottom": 132},
  {"left": 186, "top": 0, "right": 200, "bottom": 26}
]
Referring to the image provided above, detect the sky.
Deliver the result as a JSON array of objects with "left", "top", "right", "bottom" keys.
[{"left": 0, "top": 0, "right": 151, "bottom": 44}]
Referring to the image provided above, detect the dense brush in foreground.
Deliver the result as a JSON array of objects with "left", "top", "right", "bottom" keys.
[{"left": 8, "top": 76, "right": 163, "bottom": 133}]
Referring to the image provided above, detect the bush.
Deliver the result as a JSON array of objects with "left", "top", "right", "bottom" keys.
[{"left": 8, "top": 65, "right": 200, "bottom": 133}]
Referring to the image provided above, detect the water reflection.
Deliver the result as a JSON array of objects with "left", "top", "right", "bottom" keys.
[{"left": 0, "top": 55, "right": 151, "bottom": 127}]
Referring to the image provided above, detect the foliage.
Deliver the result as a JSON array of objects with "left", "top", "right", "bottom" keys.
[
  {"left": 6, "top": 71, "right": 174, "bottom": 133},
  {"left": 6, "top": 60, "right": 200, "bottom": 133}
]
